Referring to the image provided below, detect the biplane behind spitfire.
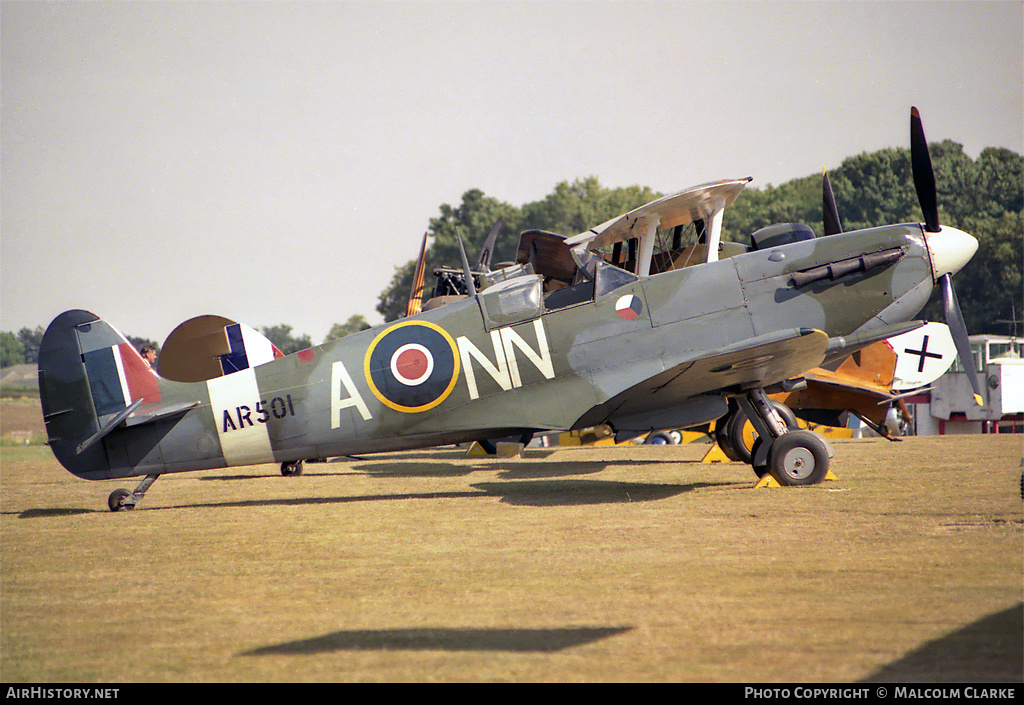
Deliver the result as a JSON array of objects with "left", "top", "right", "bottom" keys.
[{"left": 39, "top": 109, "right": 982, "bottom": 510}]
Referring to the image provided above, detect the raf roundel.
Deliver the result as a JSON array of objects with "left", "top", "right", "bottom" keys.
[
  {"left": 364, "top": 321, "right": 461, "bottom": 412},
  {"left": 615, "top": 294, "right": 643, "bottom": 320}
]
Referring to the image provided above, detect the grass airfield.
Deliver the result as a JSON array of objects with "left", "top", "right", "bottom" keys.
[{"left": 1, "top": 434, "right": 1021, "bottom": 682}]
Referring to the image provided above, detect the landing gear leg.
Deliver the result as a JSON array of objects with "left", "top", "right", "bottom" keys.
[
  {"left": 718, "top": 398, "right": 798, "bottom": 465},
  {"left": 108, "top": 474, "right": 160, "bottom": 512},
  {"left": 736, "top": 389, "right": 789, "bottom": 477},
  {"left": 738, "top": 389, "right": 833, "bottom": 486}
]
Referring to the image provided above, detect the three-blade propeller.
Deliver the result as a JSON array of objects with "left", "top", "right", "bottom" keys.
[
  {"left": 822, "top": 108, "right": 982, "bottom": 405},
  {"left": 910, "top": 107, "right": 983, "bottom": 405}
]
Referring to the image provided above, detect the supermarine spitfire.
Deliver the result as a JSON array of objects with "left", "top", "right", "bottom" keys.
[{"left": 38, "top": 109, "right": 983, "bottom": 510}]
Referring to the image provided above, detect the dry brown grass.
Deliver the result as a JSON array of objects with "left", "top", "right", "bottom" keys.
[
  {"left": 0, "top": 397, "right": 46, "bottom": 446},
  {"left": 1, "top": 434, "right": 1021, "bottom": 682}
]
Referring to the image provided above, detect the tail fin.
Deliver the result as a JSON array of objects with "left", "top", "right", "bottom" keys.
[{"left": 38, "top": 310, "right": 161, "bottom": 479}]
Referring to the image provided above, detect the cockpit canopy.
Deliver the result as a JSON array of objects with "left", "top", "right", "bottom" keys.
[{"left": 750, "top": 223, "right": 816, "bottom": 251}]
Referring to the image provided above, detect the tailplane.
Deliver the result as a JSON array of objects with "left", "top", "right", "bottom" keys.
[{"left": 38, "top": 310, "right": 161, "bottom": 479}]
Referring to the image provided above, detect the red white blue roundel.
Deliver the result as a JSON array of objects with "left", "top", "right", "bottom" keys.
[
  {"left": 615, "top": 294, "right": 643, "bottom": 320},
  {"left": 364, "top": 321, "right": 460, "bottom": 413},
  {"left": 390, "top": 343, "right": 434, "bottom": 386}
]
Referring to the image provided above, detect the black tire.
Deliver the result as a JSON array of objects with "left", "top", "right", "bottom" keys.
[
  {"left": 750, "top": 437, "right": 769, "bottom": 478},
  {"left": 281, "top": 460, "right": 303, "bottom": 476},
  {"left": 714, "top": 409, "right": 742, "bottom": 462},
  {"left": 768, "top": 430, "right": 830, "bottom": 486},
  {"left": 108, "top": 488, "right": 131, "bottom": 512},
  {"left": 644, "top": 431, "right": 675, "bottom": 445},
  {"left": 729, "top": 401, "right": 799, "bottom": 465}
]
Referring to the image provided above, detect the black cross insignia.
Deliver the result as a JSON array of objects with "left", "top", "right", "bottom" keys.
[{"left": 904, "top": 334, "right": 943, "bottom": 373}]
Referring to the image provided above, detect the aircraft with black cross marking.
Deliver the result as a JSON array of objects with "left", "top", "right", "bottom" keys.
[{"left": 38, "top": 109, "right": 983, "bottom": 510}]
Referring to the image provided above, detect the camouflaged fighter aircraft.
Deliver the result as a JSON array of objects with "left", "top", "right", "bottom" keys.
[{"left": 38, "top": 108, "right": 983, "bottom": 511}]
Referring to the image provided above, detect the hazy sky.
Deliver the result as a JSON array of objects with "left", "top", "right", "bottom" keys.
[{"left": 3, "top": 0, "right": 1022, "bottom": 344}]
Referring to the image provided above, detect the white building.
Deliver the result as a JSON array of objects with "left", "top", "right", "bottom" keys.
[{"left": 908, "top": 335, "right": 1023, "bottom": 435}]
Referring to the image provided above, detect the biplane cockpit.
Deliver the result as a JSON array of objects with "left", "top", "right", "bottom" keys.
[{"left": 504, "top": 178, "right": 761, "bottom": 313}]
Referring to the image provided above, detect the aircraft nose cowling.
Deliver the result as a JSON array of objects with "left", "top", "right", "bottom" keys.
[{"left": 925, "top": 225, "right": 978, "bottom": 281}]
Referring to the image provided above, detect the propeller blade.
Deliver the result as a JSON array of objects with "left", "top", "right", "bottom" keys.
[
  {"left": 910, "top": 107, "right": 940, "bottom": 233},
  {"left": 822, "top": 169, "right": 843, "bottom": 236},
  {"left": 940, "top": 273, "right": 983, "bottom": 406},
  {"left": 405, "top": 231, "right": 429, "bottom": 317},
  {"left": 456, "top": 229, "right": 477, "bottom": 297},
  {"left": 474, "top": 219, "right": 503, "bottom": 273}
]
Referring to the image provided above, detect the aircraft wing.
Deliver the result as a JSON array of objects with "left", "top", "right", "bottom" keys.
[
  {"left": 565, "top": 178, "right": 752, "bottom": 251},
  {"left": 580, "top": 327, "right": 828, "bottom": 430},
  {"left": 800, "top": 369, "right": 892, "bottom": 399}
]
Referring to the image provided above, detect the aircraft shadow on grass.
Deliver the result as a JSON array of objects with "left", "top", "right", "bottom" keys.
[
  {"left": 862, "top": 603, "right": 1023, "bottom": 682},
  {"left": 196, "top": 453, "right": 695, "bottom": 482},
  {"left": 190, "top": 477, "right": 713, "bottom": 510},
  {"left": 470, "top": 479, "right": 716, "bottom": 506},
  {"left": 16, "top": 507, "right": 95, "bottom": 519},
  {"left": 16, "top": 476, "right": 723, "bottom": 517},
  {"left": 241, "top": 625, "right": 633, "bottom": 656}
]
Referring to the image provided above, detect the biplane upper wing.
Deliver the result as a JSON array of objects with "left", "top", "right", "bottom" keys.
[{"left": 565, "top": 178, "right": 753, "bottom": 252}]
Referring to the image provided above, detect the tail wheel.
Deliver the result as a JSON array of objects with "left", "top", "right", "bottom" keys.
[
  {"left": 108, "top": 488, "right": 132, "bottom": 512},
  {"left": 768, "top": 430, "right": 831, "bottom": 486}
]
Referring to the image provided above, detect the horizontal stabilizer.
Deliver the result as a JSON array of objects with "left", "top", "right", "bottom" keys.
[
  {"left": 124, "top": 400, "right": 201, "bottom": 427},
  {"left": 77, "top": 399, "right": 200, "bottom": 454},
  {"left": 76, "top": 398, "right": 143, "bottom": 454}
]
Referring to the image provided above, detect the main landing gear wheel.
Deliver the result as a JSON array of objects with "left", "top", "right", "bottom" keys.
[
  {"left": 713, "top": 401, "right": 743, "bottom": 461},
  {"left": 717, "top": 400, "right": 798, "bottom": 467},
  {"left": 644, "top": 430, "right": 676, "bottom": 445},
  {"left": 750, "top": 437, "right": 769, "bottom": 478},
  {"left": 281, "top": 460, "right": 304, "bottom": 476},
  {"left": 767, "top": 430, "right": 831, "bottom": 486}
]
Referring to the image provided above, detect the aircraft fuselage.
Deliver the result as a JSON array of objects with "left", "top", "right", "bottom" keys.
[{"left": 43, "top": 221, "right": 942, "bottom": 481}]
